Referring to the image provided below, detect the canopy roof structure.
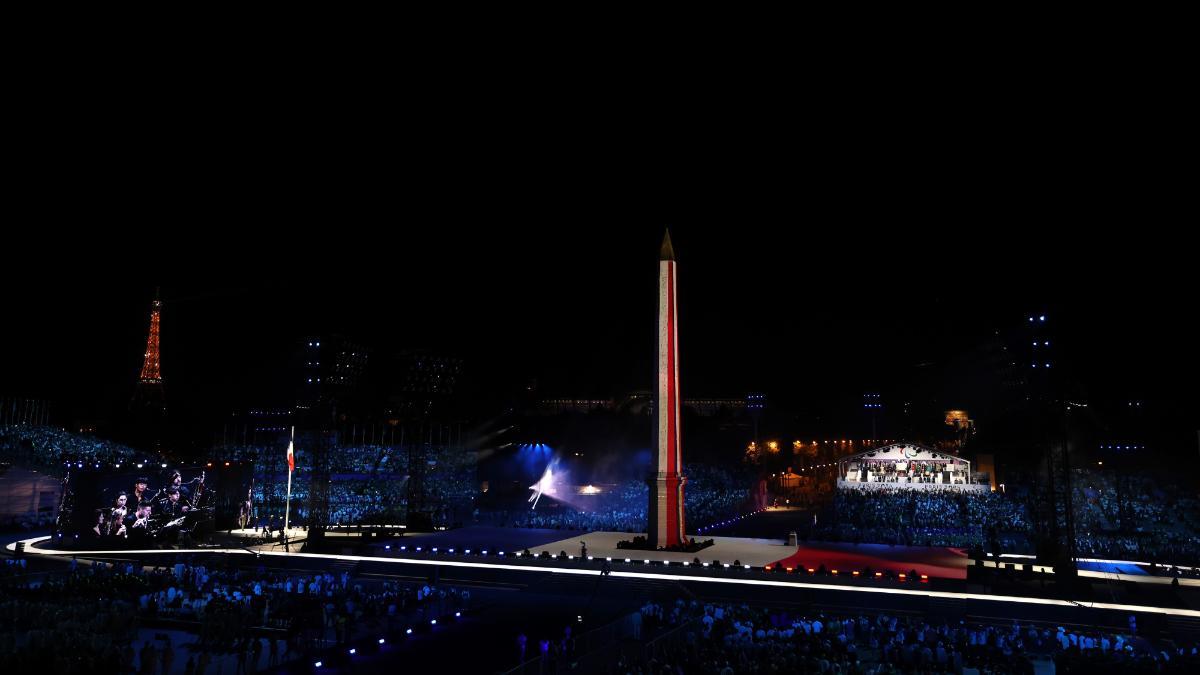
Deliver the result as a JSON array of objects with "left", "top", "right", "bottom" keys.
[{"left": 837, "top": 443, "right": 981, "bottom": 491}]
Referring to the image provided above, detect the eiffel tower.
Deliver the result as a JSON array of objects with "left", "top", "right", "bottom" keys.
[{"left": 130, "top": 288, "right": 167, "bottom": 448}]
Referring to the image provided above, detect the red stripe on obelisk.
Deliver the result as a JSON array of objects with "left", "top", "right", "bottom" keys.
[{"left": 665, "top": 261, "right": 678, "bottom": 544}]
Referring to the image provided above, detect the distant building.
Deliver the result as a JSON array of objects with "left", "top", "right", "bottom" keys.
[
  {"left": 685, "top": 398, "right": 747, "bottom": 417},
  {"left": 299, "top": 335, "right": 370, "bottom": 404},
  {"left": 533, "top": 394, "right": 749, "bottom": 417},
  {"left": 536, "top": 399, "right": 614, "bottom": 414},
  {"left": 944, "top": 409, "right": 973, "bottom": 431},
  {"left": 384, "top": 350, "right": 464, "bottom": 420}
]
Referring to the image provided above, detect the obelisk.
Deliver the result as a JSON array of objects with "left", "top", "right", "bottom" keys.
[{"left": 648, "top": 230, "right": 686, "bottom": 548}]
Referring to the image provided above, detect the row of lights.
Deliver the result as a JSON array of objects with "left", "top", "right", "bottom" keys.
[
  {"left": 313, "top": 611, "right": 464, "bottom": 669},
  {"left": 64, "top": 461, "right": 170, "bottom": 469},
  {"left": 760, "top": 566, "right": 929, "bottom": 583},
  {"left": 385, "top": 544, "right": 753, "bottom": 569},
  {"left": 696, "top": 508, "right": 768, "bottom": 534},
  {"left": 64, "top": 461, "right": 238, "bottom": 469},
  {"left": 379, "top": 545, "right": 936, "bottom": 583}
]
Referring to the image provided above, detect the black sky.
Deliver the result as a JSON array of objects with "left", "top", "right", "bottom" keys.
[
  {"left": 3, "top": 96, "right": 1197, "bottom": 453},
  {"left": 3, "top": 217, "right": 1197, "bottom": 449}
]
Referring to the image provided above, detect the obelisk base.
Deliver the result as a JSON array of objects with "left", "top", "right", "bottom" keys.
[{"left": 646, "top": 474, "right": 687, "bottom": 549}]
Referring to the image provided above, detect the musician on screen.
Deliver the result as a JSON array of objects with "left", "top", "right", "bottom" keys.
[
  {"left": 132, "top": 477, "right": 150, "bottom": 507},
  {"left": 108, "top": 492, "right": 129, "bottom": 537},
  {"left": 160, "top": 487, "right": 191, "bottom": 518},
  {"left": 91, "top": 509, "right": 107, "bottom": 539},
  {"left": 126, "top": 503, "right": 153, "bottom": 545},
  {"left": 238, "top": 487, "right": 253, "bottom": 530},
  {"left": 127, "top": 502, "right": 152, "bottom": 530}
]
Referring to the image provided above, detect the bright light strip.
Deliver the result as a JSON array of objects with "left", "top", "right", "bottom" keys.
[
  {"left": 11, "top": 536, "right": 1200, "bottom": 618},
  {"left": 989, "top": 552, "right": 1197, "bottom": 571}
]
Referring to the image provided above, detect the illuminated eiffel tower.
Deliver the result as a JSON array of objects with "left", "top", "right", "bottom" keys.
[{"left": 130, "top": 288, "right": 167, "bottom": 446}]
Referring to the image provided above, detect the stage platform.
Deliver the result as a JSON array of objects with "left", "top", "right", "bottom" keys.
[
  {"left": 524, "top": 532, "right": 970, "bottom": 578},
  {"left": 345, "top": 525, "right": 971, "bottom": 577},
  {"left": 366, "top": 526, "right": 586, "bottom": 554},
  {"left": 528, "top": 531, "right": 796, "bottom": 567},
  {"left": 230, "top": 527, "right": 307, "bottom": 540}
]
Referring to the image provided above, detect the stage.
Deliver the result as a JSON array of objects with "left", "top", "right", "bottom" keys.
[
  {"left": 529, "top": 531, "right": 796, "bottom": 567},
  {"left": 358, "top": 525, "right": 971, "bottom": 577}
]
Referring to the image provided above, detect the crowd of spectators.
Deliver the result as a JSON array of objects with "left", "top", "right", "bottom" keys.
[
  {"left": 0, "top": 425, "right": 144, "bottom": 475},
  {"left": 224, "top": 442, "right": 476, "bottom": 529},
  {"left": 1073, "top": 469, "right": 1200, "bottom": 566},
  {"left": 611, "top": 599, "right": 1200, "bottom": 674},
  {"left": 0, "top": 554, "right": 472, "bottom": 673},
  {"left": 813, "top": 486, "right": 1032, "bottom": 550},
  {"left": 809, "top": 473, "right": 1200, "bottom": 568}
]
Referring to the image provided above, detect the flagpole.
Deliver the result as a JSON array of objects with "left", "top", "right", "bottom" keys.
[{"left": 285, "top": 426, "right": 294, "bottom": 535}]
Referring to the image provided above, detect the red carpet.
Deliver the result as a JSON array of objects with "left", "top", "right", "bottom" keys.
[{"left": 767, "top": 541, "right": 969, "bottom": 579}]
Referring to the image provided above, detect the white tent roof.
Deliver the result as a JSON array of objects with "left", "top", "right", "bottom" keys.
[{"left": 838, "top": 443, "right": 969, "bottom": 467}]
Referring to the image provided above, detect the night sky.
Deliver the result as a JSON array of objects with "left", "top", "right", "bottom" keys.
[{"left": 4, "top": 210, "right": 1197, "bottom": 453}]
